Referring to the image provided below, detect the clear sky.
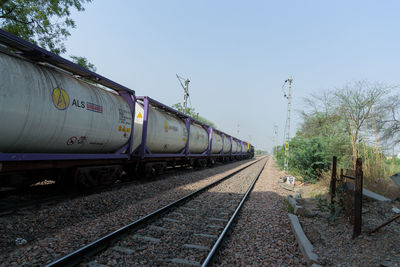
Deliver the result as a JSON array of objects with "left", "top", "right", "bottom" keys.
[{"left": 64, "top": 0, "right": 400, "bottom": 152}]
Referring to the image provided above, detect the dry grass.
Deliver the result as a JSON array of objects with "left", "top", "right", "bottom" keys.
[{"left": 317, "top": 157, "right": 400, "bottom": 200}]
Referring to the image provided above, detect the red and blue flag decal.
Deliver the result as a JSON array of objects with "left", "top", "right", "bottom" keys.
[{"left": 86, "top": 102, "right": 103, "bottom": 113}]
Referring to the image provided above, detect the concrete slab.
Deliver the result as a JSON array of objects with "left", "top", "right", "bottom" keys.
[
  {"left": 207, "top": 224, "right": 224, "bottom": 229},
  {"left": 287, "top": 195, "right": 297, "bottom": 207},
  {"left": 87, "top": 262, "right": 110, "bottom": 267},
  {"left": 149, "top": 225, "right": 167, "bottom": 231},
  {"left": 183, "top": 243, "right": 210, "bottom": 251},
  {"left": 363, "top": 188, "right": 391, "bottom": 202},
  {"left": 344, "top": 183, "right": 391, "bottom": 202},
  {"left": 180, "top": 207, "right": 196, "bottom": 211},
  {"left": 168, "top": 258, "right": 200, "bottom": 266},
  {"left": 287, "top": 195, "right": 305, "bottom": 215},
  {"left": 207, "top": 217, "right": 227, "bottom": 222},
  {"left": 163, "top": 218, "right": 181, "bottom": 223},
  {"left": 193, "top": 233, "right": 218, "bottom": 238},
  {"left": 288, "top": 213, "right": 319, "bottom": 266},
  {"left": 132, "top": 234, "right": 160, "bottom": 243},
  {"left": 112, "top": 246, "right": 135, "bottom": 255},
  {"left": 171, "top": 212, "right": 184, "bottom": 216}
]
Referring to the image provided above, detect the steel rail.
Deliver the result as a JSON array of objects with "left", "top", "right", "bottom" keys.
[
  {"left": 201, "top": 157, "right": 267, "bottom": 266},
  {"left": 46, "top": 157, "right": 265, "bottom": 267}
]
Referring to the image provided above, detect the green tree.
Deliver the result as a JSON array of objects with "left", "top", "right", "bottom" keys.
[
  {"left": 298, "top": 100, "right": 352, "bottom": 165},
  {"left": 172, "top": 103, "right": 216, "bottom": 128},
  {"left": 70, "top": 55, "right": 96, "bottom": 72},
  {"left": 0, "top": 0, "right": 91, "bottom": 54}
]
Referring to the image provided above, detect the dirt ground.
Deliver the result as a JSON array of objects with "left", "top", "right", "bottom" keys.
[{"left": 290, "top": 177, "right": 400, "bottom": 266}]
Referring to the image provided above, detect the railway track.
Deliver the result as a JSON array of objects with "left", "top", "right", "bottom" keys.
[
  {"left": 47, "top": 156, "right": 268, "bottom": 266},
  {"left": 0, "top": 160, "right": 252, "bottom": 217}
]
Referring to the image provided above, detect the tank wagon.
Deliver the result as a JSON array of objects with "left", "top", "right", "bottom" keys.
[{"left": 0, "top": 29, "right": 254, "bottom": 188}]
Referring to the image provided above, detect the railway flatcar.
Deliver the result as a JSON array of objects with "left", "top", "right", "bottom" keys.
[{"left": 0, "top": 29, "right": 254, "bottom": 188}]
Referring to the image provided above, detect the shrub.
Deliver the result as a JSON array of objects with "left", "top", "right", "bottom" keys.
[{"left": 274, "top": 136, "right": 331, "bottom": 182}]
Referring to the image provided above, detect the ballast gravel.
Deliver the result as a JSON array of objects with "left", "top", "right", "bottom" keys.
[
  {"left": 0, "top": 159, "right": 256, "bottom": 266},
  {"left": 214, "top": 158, "right": 307, "bottom": 266},
  {"left": 91, "top": 159, "right": 267, "bottom": 266}
]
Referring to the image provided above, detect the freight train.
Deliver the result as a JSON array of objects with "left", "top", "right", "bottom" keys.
[{"left": 0, "top": 29, "right": 254, "bottom": 188}]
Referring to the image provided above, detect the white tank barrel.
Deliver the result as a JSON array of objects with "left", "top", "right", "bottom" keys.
[
  {"left": 222, "top": 135, "right": 231, "bottom": 154},
  {"left": 231, "top": 140, "right": 238, "bottom": 153},
  {"left": 211, "top": 132, "right": 223, "bottom": 153},
  {"left": 132, "top": 103, "right": 188, "bottom": 153},
  {"left": 244, "top": 142, "right": 249, "bottom": 152},
  {"left": 0, "top": 52, "right": 132, "bottom": 153},
  {"left": 189, "top": 124, "right": 208, "bottom": 153}
]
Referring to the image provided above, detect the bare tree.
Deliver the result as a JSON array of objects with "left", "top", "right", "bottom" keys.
[
  {"left": 334, "top": 80, "right": 392, "bottom": 167},
  {"left": 377, "top": 94, "right": 400, "bottom": 147}
]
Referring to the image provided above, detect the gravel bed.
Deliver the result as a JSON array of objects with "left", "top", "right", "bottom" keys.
[
  {"left": 0, "top": 159, "right": 256, "bottom": 266},
  {"left": 90, "top": 158, "right": 267, "bottom": 266},
  {"left": 214, "top": 158, "right": 307, "bottom": 266}
]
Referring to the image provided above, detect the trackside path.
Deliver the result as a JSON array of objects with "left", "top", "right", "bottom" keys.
[{"left": 214, "top": 158, "right": 307, "bottom": 266}]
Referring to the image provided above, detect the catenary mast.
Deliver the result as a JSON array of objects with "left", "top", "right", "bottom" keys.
[
  {"left": 283, "top": 77, "right": 293, "bottom": 174},
  {"left": 176, "top": 74, "right": 190, "bottom": 113}
]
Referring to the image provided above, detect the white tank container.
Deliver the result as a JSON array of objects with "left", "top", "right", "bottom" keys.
[
  {"left": 231, "top": 140, "right": 238, "bottom": 153},
  {"left": 132, "top": 103, "right": 188, "bottom": 153},
  {"left": 243, "top": 142, "right": 249, "bottom": 152},
  {"left": 188, "top": 124, "right": 208, "bottom": 153},
  {"left": 222, "top": 135, "right": 231, "bottom": 154},
  {"left": 211, "top": 132, "right": 223, "bottom": 154},
  {"left": 0, "top": 52, "right": 132, "bottom": 153}
]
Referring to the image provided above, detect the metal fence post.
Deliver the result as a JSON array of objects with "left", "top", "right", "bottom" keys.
[
  {"left": 353, "top": 158, "right": 363, "bottom": 238},
  {"left": 330, "top": 156, "right": 337, "bottom": 203}
]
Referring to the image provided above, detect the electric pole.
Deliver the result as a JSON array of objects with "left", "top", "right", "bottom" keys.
[
  {"left": 273, "top": 124, "right": 278, "bottom": 155},
  {"left": 282, "top": 77, "right": 293, "bottom": 174},
  {"left": 176, "top": 74, "right": 190, "bottom": 113}
]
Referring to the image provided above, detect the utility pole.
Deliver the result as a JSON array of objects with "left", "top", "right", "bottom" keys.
[
  {"left": 273, "top": 124, "right": 278, "bottom": 155},
  {"left": 237, "top": 123, "right": 240, "bottom": 136},
  {"left": 176, "top": 74, "right": 190, "bottom": 113},
  {"left": 282, "top": 77, "right": 293, "bottom": 174}
]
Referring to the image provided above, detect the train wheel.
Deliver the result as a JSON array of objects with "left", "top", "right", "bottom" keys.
[
  {"left": 56, "top": 168, "right": 75, "bottom": 189},
  {"left": 65, "top": 165, "right": 123, "bottom": 189},
  {"left": 143, "top": 163, "right": 156, "bottom": 177},
  {"left": 98, "top": 166, "right": 122, "bottom": 186},
  {"left": 74, "top": 168, "right": 98, "bottom": 188},
  {"left": 123, "top": 163, "right": 138, "bottom": 180},
  {"left": 154, "top": 163, "right": 166, "bottom": 175},
  {"left": 200, "top": 159, "right": 207, "bottom": 168},
  {"left": 208, "top": 159, "right": 215, "bottom": 167}
]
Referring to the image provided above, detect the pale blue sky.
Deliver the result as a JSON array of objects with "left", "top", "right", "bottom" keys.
[{"left": 64, "top": 1, "right": 400, "bottom": 151}]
